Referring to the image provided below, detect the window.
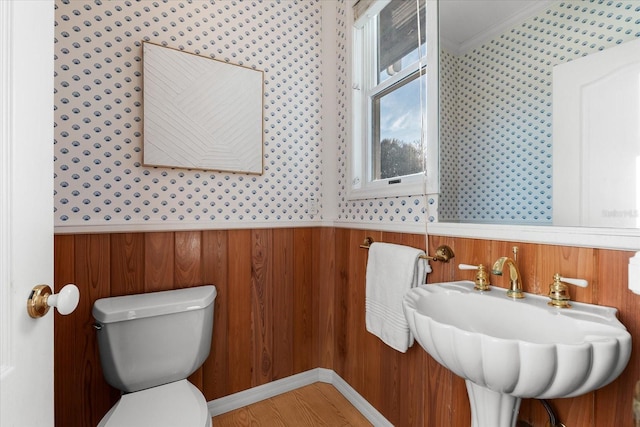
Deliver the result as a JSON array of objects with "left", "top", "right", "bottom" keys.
[{"left": 350, "top": 0, "right": 428, "bottom": 200}]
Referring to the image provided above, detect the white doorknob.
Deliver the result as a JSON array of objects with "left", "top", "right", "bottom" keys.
[{"left": 27, "top": 284, "right": 80, "bottom": 318}]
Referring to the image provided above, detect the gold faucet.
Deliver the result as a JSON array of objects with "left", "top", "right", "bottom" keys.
[{"left": 491, "top": 256, "right": 524, "bottom": 299}]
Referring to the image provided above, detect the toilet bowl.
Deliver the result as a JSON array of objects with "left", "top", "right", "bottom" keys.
[
  {"left": 93, "top": 286, "right": 217, "bottom": 427},
  {"left": 97, "top": 380, "right": 211, "bottom": 427}
]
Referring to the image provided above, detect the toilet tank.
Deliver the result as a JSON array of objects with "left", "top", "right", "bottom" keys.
[{"left": 92, "top": 285, "right": 217, "bottom": 393}]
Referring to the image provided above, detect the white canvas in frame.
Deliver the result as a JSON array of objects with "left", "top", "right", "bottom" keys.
[{"left": 143, "top": 42, "right": 263, "bottom": 174}]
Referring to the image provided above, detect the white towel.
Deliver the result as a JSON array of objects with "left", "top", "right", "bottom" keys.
[{"left": 365, "top": 242, "right": 431, "bottom": 353}]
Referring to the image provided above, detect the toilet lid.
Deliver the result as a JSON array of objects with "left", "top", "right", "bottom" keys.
[{"left": 98, "top": 380, "right": 211, "bottom": 427}]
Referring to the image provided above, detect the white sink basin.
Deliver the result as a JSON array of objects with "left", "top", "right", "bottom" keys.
[{"left": 403, "top": 281, "right": 631, "bottom": 427}]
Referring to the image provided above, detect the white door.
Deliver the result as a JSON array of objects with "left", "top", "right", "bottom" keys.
[
  {"left": 0, "top": 1, "right": 55, "bottom": 426},
  {"left": 553, "top": 38, "right": 640, "bottom": 228}
]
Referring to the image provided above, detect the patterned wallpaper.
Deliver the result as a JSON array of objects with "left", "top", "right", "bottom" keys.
[
  {"left": 54, "top": 0, "right": 640, "bottom": 230},
  {"left": 54, "top": 0, "right": 326, "bottom": 228},
  {"left": 439, "top": 0, "right": 640, "bottom": 224},
  {"left": 53, "top": 0, "right": 429, "bottom": 231}
]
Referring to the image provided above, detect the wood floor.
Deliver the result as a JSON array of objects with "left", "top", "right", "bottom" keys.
[{"left": 211, "top": 382, "right": 373, "bottom": 426}]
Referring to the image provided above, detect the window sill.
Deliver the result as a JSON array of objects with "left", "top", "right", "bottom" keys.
[{"left": 347, "top": 174, "right": 426, "bottom": 201}]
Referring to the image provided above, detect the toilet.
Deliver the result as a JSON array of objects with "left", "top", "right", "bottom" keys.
[{"left": 92, "top": 285, "right": 217, "bottom": 427}]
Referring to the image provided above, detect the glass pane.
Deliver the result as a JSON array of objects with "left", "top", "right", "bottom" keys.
[
  {"left": 377, "top": 0, "right": 426, "bottom": 84},
  {"left": 372, "top": 71, "right": 425, "bottom": 180}
]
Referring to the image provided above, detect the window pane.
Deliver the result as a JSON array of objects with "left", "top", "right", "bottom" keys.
[
  {"left": 372, "top": 71, "right": 425, "bottom": 180},
  {"left": 377, "top": 0, "right": 426, "bottom": 84}
]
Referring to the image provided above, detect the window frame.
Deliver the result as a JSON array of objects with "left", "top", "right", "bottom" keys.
[{"left": 348, "top": 0, "right": 439, "bottom": 202}]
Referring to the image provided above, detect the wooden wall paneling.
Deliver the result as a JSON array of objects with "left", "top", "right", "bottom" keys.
[
  {"left": 426, "top": 233, "right": 445, "bottom": 282},
  {"left": 558, "top": 394, "right": 596, "bottom": 427},
  {"left": 272, "top": 228, "right": 294, "bottom": 380},
  {"left": 376, "top": 231, "right": 408, "bottom": 424},
  {"left": 293, "top": 227, "right": 315, "bottom": 374},
  {"left": 398, "top": 346, "right": 426, "bottom": 427},
  {"left": 532, "top": 245, "right": 596, "bottom": 302},
  {"left": 595, "top": 248, "right": 638, "bottom": 427},
  {"left": 400, "top": 232, "right": 427, "bottom": 255},
  {"left": 378, "top": 343, "right": 400, "bottom": 425},
  {"left": 447, "top": 237, "right": 491, "bottom": 282},
  {"left": 74, "top": 234, "right": 118, "bottom": 426},
  {"left": 332, "top": 227, "right": 351, "bottom": 377},
  {"left": 517, "top": 241, "right": 545, "bottom": 296},
  {"left": 54, "top": 235, "right": 77, "bottom": 427},
  {"left": 175, "top": 231, "right": 206, "bottom": 390},
  {"left": 175, "top": 231, "right": 204, "bottom": 288},
  {"left": 448, "top": 375, "right": 471, "bottom": 427},
  {"left": 251, "top": 229, "right": 274, "bottom": 386},
  {"left": 227, "top": 229, "right": 253, "bottom": 394},
  {"left": 361, "top": 316, "right": 383, "bottom": 415},
  {"left": 426, "top": 234, "right": 457, "bottom": 283},
  {"left": 334, "top": 227, "right": 379, "bottom": 392},
  {"left": 347, "top": 229, "right": 377, "bottom": 404},
  {"left": 202, "top": 230, "right": 230, "bottom": 400},
  {"left": 109, "top": 233, "right": 145, "bottom": 296},
  {"left": 314, "top": 226, "right": 336, "bottom": 369},
  {"left": 53, "top": 228, "right": 640, "bottom": 427},
  {"left": 396, "top": 231, "right": 429, "bottom": 426},
  {"left": 144, "top": 232, "right": 175, "bottom": 292}
]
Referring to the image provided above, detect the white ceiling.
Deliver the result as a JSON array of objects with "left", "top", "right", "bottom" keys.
[{"left": 439, "top": 0, "right": 555, "bottom": 55}]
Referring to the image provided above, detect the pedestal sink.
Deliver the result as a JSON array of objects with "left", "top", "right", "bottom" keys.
[{"left": 402, "top": 281, "right": 631, "bottom": 427}]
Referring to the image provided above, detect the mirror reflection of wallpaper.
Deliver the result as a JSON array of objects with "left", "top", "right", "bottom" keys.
[
  {"left": 54, "top": 1, "right": 321, "bottom": 227},
  {"left": 438, "top": 1, "right": 640, "bottom": 224},
  {"left": 143, "top": 43, "right": 263, "bottom": 174}
]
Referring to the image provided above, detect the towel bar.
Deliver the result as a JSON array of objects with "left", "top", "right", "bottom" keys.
[{"left": 359, "top": 237, "right": 455, "bottom": 263}]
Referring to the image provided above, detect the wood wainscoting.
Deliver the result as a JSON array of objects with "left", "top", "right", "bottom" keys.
[
  {"left": 53, "top": 228, "right": 328, "bottom": 426},
  {"left": 54, "top": 227, "right": 639, "bottom": 427}
]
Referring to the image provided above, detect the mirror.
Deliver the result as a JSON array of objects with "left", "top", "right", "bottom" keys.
[
  {"left": 438, "top": 0, "right": 640, "bottom": 228},
  {"left": 143, "top": 42, "right": 264, "bottom": 174}
]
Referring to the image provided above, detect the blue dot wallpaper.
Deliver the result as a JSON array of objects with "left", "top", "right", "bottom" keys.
[
  {"left": 53, "top": 0, "right": 640, "bottom": 230},
  {"left": 54, "top": 0, "right": 325, "bottom": 227},
  {"left": 438, "top": 0, "right": 640, "bottom": 224}
]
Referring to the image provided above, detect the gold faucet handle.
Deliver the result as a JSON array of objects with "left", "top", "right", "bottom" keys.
[
  {"left": 459, "top": 263, "right": 491, "bottom": 291},
  {"left": 548, "top": 273, "right": 589, "bottom": 308}
]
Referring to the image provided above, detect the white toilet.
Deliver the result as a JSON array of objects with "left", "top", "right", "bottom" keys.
[{"left": 92, "top": 285, "right": 217, "bottom": 427}]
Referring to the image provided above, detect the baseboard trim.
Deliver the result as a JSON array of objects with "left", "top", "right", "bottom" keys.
[
  {"left": 207, "top": 368, "right": 392, "bottom": 426},
  {"left": 324, "top": 370, "right": 394, "bottom": 427}
]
